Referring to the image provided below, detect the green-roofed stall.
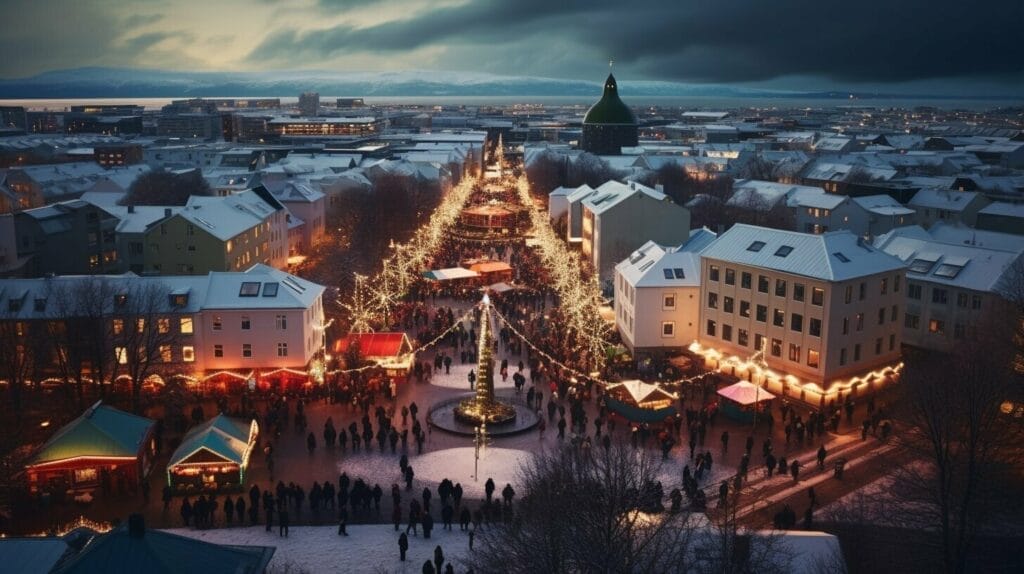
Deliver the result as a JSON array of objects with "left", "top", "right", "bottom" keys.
[
  {"left": 25, "top": 401, "right": 156, "bottom": 497},
  {"left": 167, "top": 414, "right": 258, "bottom": 492}
]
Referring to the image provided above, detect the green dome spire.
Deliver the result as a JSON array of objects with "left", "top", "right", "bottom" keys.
[{"left": 583, "top": 73, "right": 637, "bottom": 126}]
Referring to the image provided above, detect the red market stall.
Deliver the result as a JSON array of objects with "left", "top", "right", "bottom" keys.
[
  {"left": 25, "top": 401, "right": 156, "bottom": 498},
  {"left": 335, "top": 332, "right": 415, "bottom": 378}
]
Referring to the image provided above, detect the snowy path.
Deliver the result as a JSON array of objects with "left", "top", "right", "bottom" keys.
[{"left": 168, "top": 524, "right": 471, "bottom": 574}]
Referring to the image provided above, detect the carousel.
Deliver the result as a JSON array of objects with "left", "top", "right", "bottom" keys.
[
  {"left": 455, "top": 200, "right": 528, "bottom": 240},
  {"left": 604, "top": 380, "right": 678, "bottom": 423}
]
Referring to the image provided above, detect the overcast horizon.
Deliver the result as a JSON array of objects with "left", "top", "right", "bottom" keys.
[{"left": 1, "top": 0, "right": 1022, "bottom": 98}]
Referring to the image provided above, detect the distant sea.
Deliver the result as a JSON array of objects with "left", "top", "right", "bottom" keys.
[{"left": 1, "top": 95, "right": 1021, "bottom": 111}]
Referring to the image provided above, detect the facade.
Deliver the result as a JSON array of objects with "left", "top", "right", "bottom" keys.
[
  {"left": 267, "top": 116, "right": 385, "bottom": 137},
  {"left": 143, "top": 189, "right": 288, "bottom": 275},
  {"left": 614, "top": 229, "right": 717, "bottom": 355},
  {"left": 975, "top": 201, "right": 1024, "bottom": 235},
  {"left": 0, "top": 264, "right": 326, "bottom": 386},
  {"left": 580, "top": 180, "right": 691, "bottom": 281},
  {"left": 873, "top": 224, "right": 1024, "bottom": 352},
  {"left": 259, "top": 182, "right": 326, "bottom": 255},
  {"left": 12, "top": 199, "right": 120, "bottom": 276},
  {"left": 157, "top": 113, "right": 224, "bottom": 140},
  {"left": 695, "top": 224, "right": 906, "bottom": 405},
  {"left": 907, "top": 188, "right": 990, "bottom": 228},
  {"left": 298, "top": 92, "right": 320, "bottom": 116},
  {"left": 1, "top": 162, "right": 108, "bottom": 212},
  {"left": 580, "top": 74, "right": 638, "bottom": 155}
]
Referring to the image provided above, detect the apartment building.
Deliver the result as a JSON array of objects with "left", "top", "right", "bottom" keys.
[{"left": 695, "top": 224, "right": 906, "bottom": 404}]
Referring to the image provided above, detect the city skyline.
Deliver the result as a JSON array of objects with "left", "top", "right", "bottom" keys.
[{"left": 1, "top": 0, "right": 1022, "bottom": 97}]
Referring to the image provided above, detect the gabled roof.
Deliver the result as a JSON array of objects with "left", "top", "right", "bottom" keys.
[
  {"left": 334, "top": 332, "right": 413, "bottom": 358},
  {"left": 908, "top": 188, "right": 984, "bottom": 212},
  {"left": 29, "top": 402, "right": 154, "bottom": 466},
  {"left": 851, "top": 194, "right": 915, "bottom": 216},
  {"left": 168, "top": 415, "right": 254, "bottom": 467},
  {"left": 202, "top": 264, "right": 324, "bottom": 310},
  {"left": 701, "top": 224, "right": 905, "bottom": 282},
  {"left": 606, "top": 380, "right": 677, "bottom": 404},
  {"left": 581, "top": 180, "right": 666, "bottom": 215},
  {"left": 616, "top": 228, "right": 717, "bottom": 289},
  {"left": 51, "top": 521, "right": 274, "bottom": 574}
]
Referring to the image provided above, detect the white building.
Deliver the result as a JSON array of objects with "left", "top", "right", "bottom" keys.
[
  {"left": 614, "top": 229, "right": 717, "bottom": 355},
  {"left": 580, "top": 180, "right": 691, "bottom": 282},
  {"left": 0, "top": 265, "right": 326, "bottom": 385},
  {"left": 695, "top": 224, "right": 906, "bottom": 405},
  {"left": 873, "top": 223, "right": 1024, "bottom": 352},
  {"left": 907, "top": 188, "right": 990, "bottom": 229}
]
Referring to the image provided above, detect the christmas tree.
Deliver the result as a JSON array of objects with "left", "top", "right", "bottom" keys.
[{"left": 455, "top": 294, "right": 516, "bottom": 425}]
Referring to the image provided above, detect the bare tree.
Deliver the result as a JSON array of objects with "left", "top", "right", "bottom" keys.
[
  {"left": 111, "top": 282, "right": 181, "bottom": 413},
  {"left": 889, "top": 308, "right": 1024, "bottom": 574},
  {"left": 122, "top": 168, "right": 213, "bottom": 206},
  {"left": 0, "top": 309, "right": 37, "bottom": 427},
  {"left": 735, "top": 155, "right": 779, "bottom": 182},
  {"left": 45, "top": 277, "right": 117, "bottom": 410},
  {"left": 465, "top": 445, "right": 793, "bottom": 574}
]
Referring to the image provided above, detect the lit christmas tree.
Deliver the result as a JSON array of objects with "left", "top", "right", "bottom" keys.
[{"left": 455, "top": 294, "right": 516, "bottom": 425}]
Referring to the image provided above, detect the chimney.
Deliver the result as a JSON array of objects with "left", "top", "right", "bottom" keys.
[
  {"left": 164, "top": 208, "right": 172, "bottom": 217},
  {"left": 127, "top": 204, "right": 135, "bottom": 214},
  {"left": 128, "top": 513, "right": 145, "bottom": 538}
]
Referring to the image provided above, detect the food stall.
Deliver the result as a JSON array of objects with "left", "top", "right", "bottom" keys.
[
  {"left": 167, "top": 415, "right": 258, "bottom": 492},
  {"left": 716, "top": 381, "right": 776, "bottom": 423},
  {"left": 604, "top": 380, "right": 678, "bottom": 423}
]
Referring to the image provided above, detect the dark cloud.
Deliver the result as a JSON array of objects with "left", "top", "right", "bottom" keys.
[{"left": 248, "top": 0, "right": 1024, "bottom": 84}]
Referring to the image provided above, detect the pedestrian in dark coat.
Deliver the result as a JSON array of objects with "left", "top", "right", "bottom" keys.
[
  {"left": 459, "top": 507, "right": 471, "bottom": 531},
  {"left": 444, "top": 564, "right": 454, "bottom": 574},
  {"left": 791, "top": 459, "right": 801, "bottom": 482},
  {"left": 279, "top": 508, "right": 289, "bottom": 537},
  {"left": 307, "top": 432, "right": 316, "bottom": 454},
  {"left": 484, "top": 478, "right": 495, "bottom": 503},
  {"left": 235, "top": 497, "right": 246, "bottom": 523},
  {"left": 224, "top": 496, "right": 235, "bottom": 523},
  {"left": 399, "top": 533, "right": 409, "bottom": 561},
  {"left": 442, "top": 504, "right": 454, "bottom": 530},
  {"left": 163, "top": 485, "right": 173, "bottom": 510},
  {"left": 337, "top": 507, "right": 349, "bottom": 536},
  {"left": 422, "top": 512, "right": 434, "bottom": 539},
  {"left": 434, "top": 545, "right": 445, "bottom": 574},
  {"left": 816, "top": 445, "right": 827, "bottom": 470},
  {"left": 393, "top": 503, "right": 403, "bottom": 531},
  {"left": 423, "top": 561, "right": 436, "bottom": 574},
  {"left": 501, "top": 483, "right": 515, "bottom": 506},
  {"left": 180, "top": 498, "right": 193, "bottom": 526}
]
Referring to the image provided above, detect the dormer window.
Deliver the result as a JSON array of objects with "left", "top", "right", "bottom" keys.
[{"left": 115, "top": 293, "right": 128, "bottom": 307}]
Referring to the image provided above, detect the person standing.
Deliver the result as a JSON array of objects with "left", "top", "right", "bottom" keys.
[
  {"left": 399, "top": 532, "right": 409, "bottom": 561},
  {"left": 337, "top": 507, "right": 349, "bottom": 536},
  {"left": 279, "top": 507, "right": 290, "bottom": 537}
]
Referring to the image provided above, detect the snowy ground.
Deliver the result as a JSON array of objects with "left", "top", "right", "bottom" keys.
[
  {"left": 426, "top": 362, "right": 517, "bottom": 390},
  {"left": 168, "top": 524, "right": 471, "bottom": 574}
]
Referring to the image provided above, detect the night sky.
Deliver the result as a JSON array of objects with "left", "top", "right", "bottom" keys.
[{"left": 2, "top": 0, "right": 1021, "bottom": 95}]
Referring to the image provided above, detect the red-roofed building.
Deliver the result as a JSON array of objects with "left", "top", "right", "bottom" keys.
[{"left": 335, "top": 332, "right": 414, "bottom": 374}]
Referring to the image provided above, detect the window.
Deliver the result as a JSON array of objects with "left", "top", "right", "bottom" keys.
[
  {"left": 956, "top": 293, "right": 968, "bottom": 308},
  {"left": 158, "top": 318, "right": 170, "bottom": 334},
  {"left": 878, "top": 308, "right": 886, "bottom": 325},
  {"left": 908, "top": 284, "right": 922, "bottom": 300},
  {"left": 854, "top": 344, "right": 861, "bottom": 361},
  {"left": 810, "top": 318, "right": 821, "bottom": 337},
  {"left": 241, "top": 316, "right": 251, "bottom": 330},
  {"left": 928, "top": 319, "right": 945, "bottom": 334},
  {"left": 663, "top": 268, "right": 674, "bottom": 280},
  {"left": 160, "top": 345, "right": 172, "bottom": 363},
  {"left": 971, "top": 295, "right": 982, "bottom": 310},
  {"left": 855, "top": 313, "right": 864, "bottom": 331},
  {"left": 774, "top": 245, "right": 794, "bottom": 257},
  {"left": 905, "top": 313, "right": 920, "bottom": 329},
  {"left": 807, "top": 349, "right": 820, "bottom": 368},
  {"left": 277, "top": 342, "right": 289, "bottom": 357},
  {"left": 880, "top": 278, "right": 888, "bottom": 295},
  {"left": 706, "top": 320, "right": 717, "bottom": 337},
  {"left": 932, "top": 288, "right": 948, "bottom": 304},
  {"left": 673, "top": 268, "right": 685, "bottom": 279},
  {"left": 740, "top": 301, "right": 750, "bottom": 318},
  {"left": 136, "top": 318, "right": 146, "bottom": 333},
  {"left": 894, "top": 275, "right": 901, "bottom": 292},
  {"left": 741, "top": 272, "right": 752, "bottom": 289},
  {"left": 722, "top": 324, "right": 732, "bottom": 342},
  {"left": 755, "top": 334, "right": 765, "bottom": 353},
  {"left": 112, "top": 318, "right": 124, "bottom": 335},
  {"left": 771, "top": 338, "right": 783, "bottom": 357},
  {"left": 844, "top": 285, "right": 852, "bottom": 304},
  {"left": 263, "top": 282, "right": 280, "bottom": 297},
  {"left": 791, "top": 313, "right": 803, "bottom": 332},
  {"left": 723, "top": 296, "right": 734, "bottom": 313},
  {"left": 859, "top": 282, "right": 866, "bottom": 301},
  {"left": 891, "top": 305, "right": 898, "bottom": 322},
  {"left": 738, "top": 329, "right": 749, "bottom": 347},
  {"left": 875, "top": 338, "right": 883, "bottom": 355},
  {"left": 775, "top": 279, "right": 787, "bottom": 298},
  {"left": 239, "top": 282, "right": 261, "bottom": 297},
  {"left": 793, "top": 283, "right": 805, "bottom": 302},
  {"left": 842, "top": 317, "right": 849, "bottom": 335},
  {"left": 934, "top": 263, "right": 966, "bottom": 279},
  {"left": 839, "top": 348, "right": 847, "bottom": 366},
  {"left": 663, "top": 294, "right": 676, "bottom": 310},
  {"left": 662, "top": 322, "right": 676, "bottom": 337},
  {"left": 180, "top": 317, "right": 193, "bottom": 334},
  {"left": 788, "top": 343, "right": 801, "bottom": 362},
  {"left": 73, "top": 467, "right": 98, "bottom": 484},
  {"left": 954, "top": 324, "right": 966, "bottom": 339},
  {"left": 812, "top": 287, "right": 824, "bottom": 306},
  {"left": 889, "top": 334, "right": 896, "bottom": 351},
  {"left": 242, "top": 343, "right": 253, "bottom": 358},
  {"left": 709, "top": 265, "right": 720, "bottom": 282},
  {"left": 757, "top": 275, "right": 769, "bottom": 294},
  {"left": 707, "top": 292, "right": 718, "bottom": 309},
  {"left": 909, "top": 258, "right": 937, "bottom": 273},
  {"left": 213, "top": 316, "right": 222, "bottom": 331},
  {"left": 214, "top": 344, "right": 223, "bottom": 358},
  {"left": 182, "top": 346, "right": 195, "bottom": 362},
  {"left": 747, "top": 241, "right": 766, "bottom": 252},
  {"left": 115, "top": 346, "right": 128, "bottom": 364},
  {"left": 756, "top": 304, "right": 767, "bottom": 322},
  {"left": 834, "top": 252, "right": 850, "bottom": 263},
  {"left": 773, "top": 308, "right": 784, "bottom": 327},
  {"left": 725, "top": 268, "right": 735, "bottom": 285}
]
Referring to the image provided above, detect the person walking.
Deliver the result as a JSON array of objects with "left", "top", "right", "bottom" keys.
[
  {"left": 279, "top": 507, "right": 290, "bottom": 537},
  {"left": 337, "top": 507, "right": 349, "bottom": 536},
  {"left": 816, "top": 445, "right": 827, "bottom": 470},
  {"left": 791, "top": 459, "right": 801, "bottom": 482},
  {"left": 720, "top": 430, "right": 729, "bottom": 454},
  {"left": 399, "top": 532, "right": 409, "bottom": 561}
]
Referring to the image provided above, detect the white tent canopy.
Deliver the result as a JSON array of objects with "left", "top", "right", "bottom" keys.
[
  {"left": 606, "top": 380, "right": 678, "bottom": 404},
  {"left": 423, "top": 267, "right": 479, "bottom": 281},
  {"left": 717, "top": 381, "right": 776, "bottom": 405}
]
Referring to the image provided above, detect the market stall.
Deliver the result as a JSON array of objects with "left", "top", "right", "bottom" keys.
[
  {"left": 334, "top": 332, "right": 415, "bottom": 377},
  {"left": 604, "top": 380, "right": 678, "bottom": 423},
  {"left": 24, "top": 401, "right": 156, "bottom": 498},
  {"left": 716, "top": 381, "right": 776, "bottom": 423},
  {"left": 422, "top": 267, "right": 480, "bottom": 282},
  {"left": 167, "top": 415, "right": 258, "bottom": 492},
  {"left": 469, "top": 261, "right": 514, "bottom": 284}
]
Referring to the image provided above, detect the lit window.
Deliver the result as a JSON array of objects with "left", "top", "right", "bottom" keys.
[
  {"left": 928, "top": 319, "right": 945, "bottom": 334},
  {"left": 180, "top": 317, "right": 193, "bottom": 334},
  {"left": 771, "top": 338, "right": 782, "bottom": 357},
  {"left": 112, "top": 319, "right": 124, "bottom": 335},
  {"left": 158, "top": 318, "right": 170, "bottom": 334},
  {"left": 213, "top": 316, "right": 222, "bottom": 331},
  {"left": 160, "top": 345, "right": 172, "bottom": 363},
  {"left": 788, "top": 343, "right": 800, "bottom": 362},
  {"left": 807, "top": 349, "right": 820, "bottom": 369},
  {"left": 136, "top": 318, "right": 145, "bottom": 333},
  {"left": 115, "top": 346, "right": 128, "bottom": 365},
  {"left": 706, "top": 320, "right": 716, "bottom": 337},
  {"left": 182, "top": 346, "right": 195, "bottom": 362}
]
